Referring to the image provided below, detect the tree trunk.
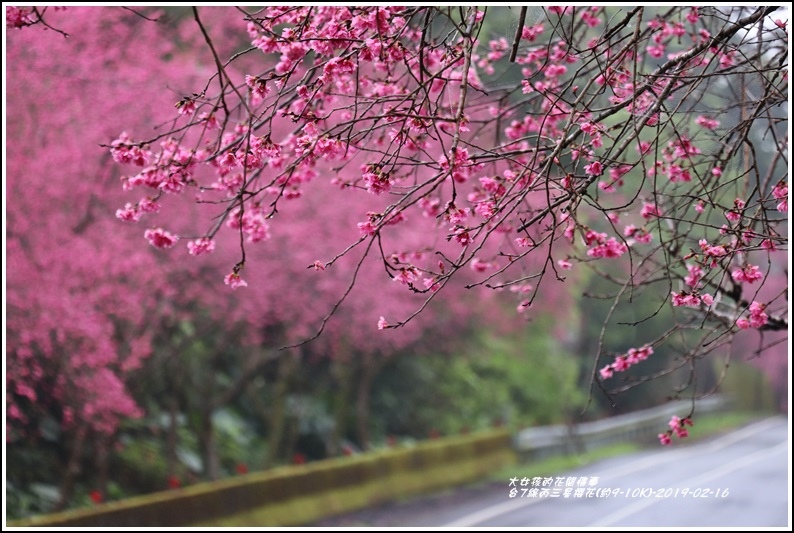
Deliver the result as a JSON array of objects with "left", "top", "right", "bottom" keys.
[
  {"left": 95, "top": 433, "right": 110, "bottom": 498},
  {"left": 198, "top": 407, "right": 220, "bottom": 480},
  {"left": 355, "top": 355, "right": 383, "bottom": 451},
  {"left": 54, "top": 422, "right": 88, "bottom": 512},
  {"left": 166, "top": 399, "right": 178, "bottom": 475},
  {"left": 329, "top": 357, "right": 354, "bottom": 456},
  {"left": 263, "top": 354, "right": 298, "bottom": 467}
]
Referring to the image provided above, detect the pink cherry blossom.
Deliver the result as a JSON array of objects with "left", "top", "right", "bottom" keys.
[
  {"left": 627, "top": 344, "right": 654, "bottom": 363},
  {"left": 452, "top": 228, "right": 473, "bottom": 247},
  {"left": 612, "top": 356, "right": 630, "bottom": 372},
  {"left": 748, "top": 302, "right": 769, "bottom": 328},
  {"left": 761, "top": 239, "right": 777, "bottom": 251},
  {"left": 695, "top": 115, "right": 720, "bottom": 130},
  {"left": 547, "top": 6, "right": 572, "bottom": 15},
  {"left": 187, "top": 238, "right": 216, "bottom": 256},
  {"left": 394, "top": 266, "right": 419, "bottom": 285},
  {"left": 224, "top": 272, "right": 248, "bottom": 290},
  {"left": 357, "top": 219, "right": 378, "bottom": 236},
  {"left": 647, "top": 44, "right": 665, "bottom": 58},
  {"left": 731, "top": 264, "right": 763, "bottom": 284},
  {"left": 587, "top": 238, "right": 628, "bottom": 259},
  {"left": 640, "top": 202, "right": 662, "bottom": 219},
  {"left": 599, "top": 365, "right": 614, "bottom": 380},
  {"left": 624, "top": 225, "right": 652, "bottom": 245},
  {"left": 698, "top": 239, "right": 729, "bottom": 260},
  {"left": 6, "top": 6, "right": 36, "bottom": 28},
  {"left": 719, "top": 51, "right": 735, "bottom": 69},
  {"left": 423, "top": 278, "right": 441, "bottom": 292},
  {"left": 521, "top": 23, "right": 544, "bottom": 42},
  {"left": 601, "top": 343, "right": 655, "bottom": 378},
  {"left": 772, "top": 181, "right": 788, "bottom": 212},
  {"left": 668, "top": 415, "right": 691, "bottom": 438},
  {"left": 470, "top": 258, "right": 493, "bottom": 273},
  {"left": 116, "top": 203, "right": 142, "bottom": 222},
  {"left": 362, "top": 169, "right": 392, "bottom": 195},
  {"left": 584, "top": 160, "right": 603, "bottom": 177},
  {"left": 671, "top": 291, "right": 704, "bottom": 308},
  {"left": 544, "top": 64, "right": 567, "bottom": 78},
  {"left": 110, "top": 133, "right": 149, "bottom": 166},
  {"left": 175, "top": 97, "right": 197, "bottom": 116},
  {"left": 144, "top": 228, "right": 178, "bottom": 249},
  {"left": 245, "top": 75, "right": 271, "bottom": 105},
  {"left": 138, "top": 198, "right": 160, "bottom": 214},
  {"left": 684, "top": 264, "right": 703, "bottom": 288},
  {"left": 198, "top": 112, "right": 219, "bottom": 130}
]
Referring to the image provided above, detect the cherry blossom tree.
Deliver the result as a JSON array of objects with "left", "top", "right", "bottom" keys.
[
  {"left": 105, "top": 6, "right": 788, "bottom": 425},
  {"left": 4, "top": 5, "right": 283, "bottom": 504},
  {"left": 6, "top": 5, "right": 788, "bottom": 479},
  {"left": 5, "top": 7, "right": 195, "bottom": 507},
  {"left": 6, "top": 8, "right": 497, "bottom": 506}
]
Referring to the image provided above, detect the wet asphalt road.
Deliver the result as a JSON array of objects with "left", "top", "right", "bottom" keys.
[{"left": 314, "top": 416, "right": 790, "bottom": 528}]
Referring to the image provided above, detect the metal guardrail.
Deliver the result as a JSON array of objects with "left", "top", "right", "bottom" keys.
[{"left": 513, "top": 396, "right": 729, "bottom": 460}]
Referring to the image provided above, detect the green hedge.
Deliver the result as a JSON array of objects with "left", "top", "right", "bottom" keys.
[{"left": 9, "top": 429, "right": 515, "bottom": 527}]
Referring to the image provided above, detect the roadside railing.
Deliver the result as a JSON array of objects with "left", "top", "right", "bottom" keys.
[{"left": 513, "top": 395, "right": 728, "bottom": 461}]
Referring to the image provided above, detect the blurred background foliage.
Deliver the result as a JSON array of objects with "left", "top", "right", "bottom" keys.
[
  {"left": 5, "top": 5, "right": 786, "bottom": 521},
  {"left": 8, "top": 293, "right": 777, "bottom": 520}
]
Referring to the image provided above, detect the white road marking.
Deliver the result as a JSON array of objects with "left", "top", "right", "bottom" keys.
[
  {"left": 442, "top": 417, "right": 783, "bottom": 527},
  {"left": 443, "top": 495, "right": 548, "bottom": 528},
  {"left": 589, "top": 440, "right": 788, "bottom": 527}
]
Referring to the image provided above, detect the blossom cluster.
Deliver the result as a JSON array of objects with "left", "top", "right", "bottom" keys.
[
  {"left": 6, "top": 6, "right": 35, "bottom": 28},
  {"left": 658, "top": 415, "right": 693, "bottom": 445},
  {"left": 736, "top": 301, "right": 769, "bottom": 330},
  {"left": 583, "top": 230, "right": 628, "bottom": 259},
  {"left": 599, "top": 344, "right": 654, "bottom": 380}
]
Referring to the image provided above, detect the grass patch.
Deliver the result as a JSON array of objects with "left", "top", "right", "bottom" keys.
[
  {"left": 492, "top": 410, "right": 763, "bottom": 482},
  {"left": 682, "top": 411, "right": 760, "bottom": 443},
  {"left": 491, "top": 442, "right": 640, "bottom": 481}
]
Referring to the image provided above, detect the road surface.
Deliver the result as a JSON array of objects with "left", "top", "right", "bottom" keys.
[{"left": 315, "top": 416, "right": 790, "bottom": 527}]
